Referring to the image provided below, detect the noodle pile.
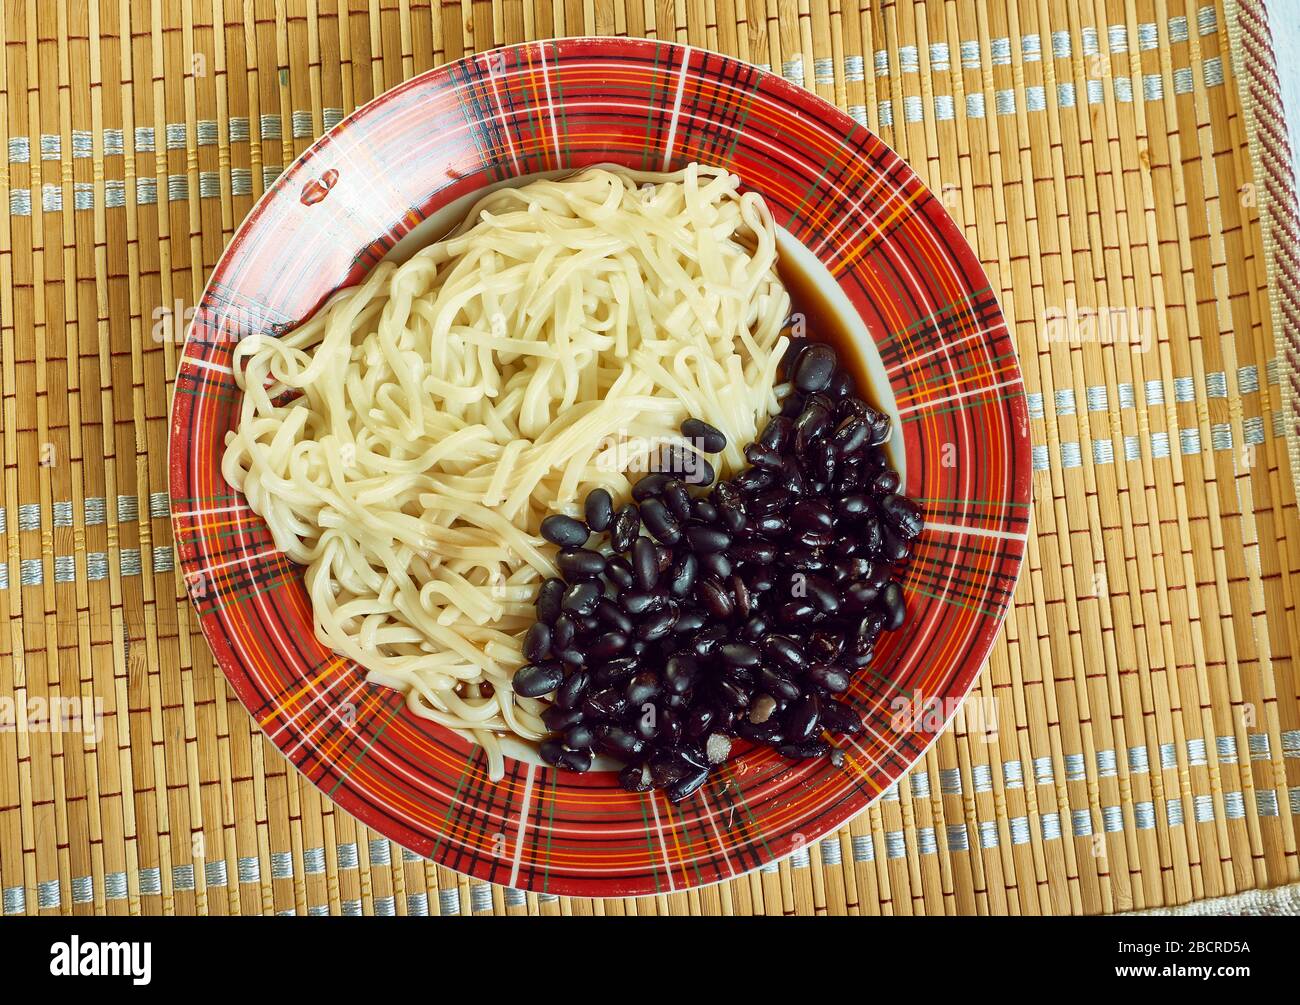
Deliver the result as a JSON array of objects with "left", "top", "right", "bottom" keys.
[{"left": 222, "top": 164, "right": 791, "bottom": 777}]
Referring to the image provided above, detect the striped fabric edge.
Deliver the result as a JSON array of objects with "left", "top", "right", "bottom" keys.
[{"left": 1227, "top": 0, "right": 1300, "bottom": 492}]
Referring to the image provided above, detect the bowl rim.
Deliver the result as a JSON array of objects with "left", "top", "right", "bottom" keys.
[{"left": 169, "top": 35, "right": 1033, "bottom": 896}]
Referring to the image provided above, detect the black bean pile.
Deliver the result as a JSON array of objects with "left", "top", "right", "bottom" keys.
[{"left": 512, "top": 341, "right": 923, "bottom": 801}]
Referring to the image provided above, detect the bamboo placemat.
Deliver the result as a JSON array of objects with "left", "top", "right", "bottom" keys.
[{"left": 1, "top": 0, "right": 1298, "bottom": 917}]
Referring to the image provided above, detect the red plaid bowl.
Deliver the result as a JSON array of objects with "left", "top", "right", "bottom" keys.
[{"left": 169, "top": 38, "right": 1031, "bottom": 897}]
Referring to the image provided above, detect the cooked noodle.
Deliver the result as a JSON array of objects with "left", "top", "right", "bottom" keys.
[{"left": 222, "top": 164, "right": 791, "bottom": 778}]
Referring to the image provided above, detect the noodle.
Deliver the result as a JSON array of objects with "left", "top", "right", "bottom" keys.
[{"left": 222, "top": 164, "right": 791, "bottom": 778}]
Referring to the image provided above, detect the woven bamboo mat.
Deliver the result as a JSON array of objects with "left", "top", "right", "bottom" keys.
[{"left": 1, "top": 0, "right": 1298, "bottom": 917}]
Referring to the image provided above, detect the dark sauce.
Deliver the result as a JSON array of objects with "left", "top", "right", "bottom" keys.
[{"left": 778, "top": 252, "right": 870, "bottom": 384}]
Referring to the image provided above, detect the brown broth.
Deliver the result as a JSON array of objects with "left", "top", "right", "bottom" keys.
[{"left": 777, "top": 252, "right": 880, "bottom": 411}]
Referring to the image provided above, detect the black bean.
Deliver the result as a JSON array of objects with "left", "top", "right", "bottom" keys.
[
  {"left": 565, "top": 722, "right": 597, "bottom": 750},
  {"left": 803, "top": 575, "right": 840, "bottom": 614},
  {"left": 552, "top": 613, "right": 577, "bottom": 650},
  {"left": 744, "top": 567, "right": 776, "bottom": 593},
  {"left": 668, "top": 552, "right": 698, "bottom": 597},
  {"left": 845, "top": 639, "right": 875, "bottom": 670},
  {"left": 717, "top": 498, "right": 746, "bottom": 534},
  {"left": 867, "top": 409, "right": 892, "bottom": 445},
  {"left": 749, "top": 513, "right": 787, "bottom": 536},
  {"left": 790, "top": 499, "right": 834, "bottom": 535},
  {"left": 637, "top": 608, "right": 677, "bottom": 642},
  {"left": 743, "top": 439, "right": 780, "bottom": 470},
  {"left": 633, "top": 705, "right": 660, "bottom": 741},
  {"left": 648, "top": 749, "right": 695, "bottom": 786},
  {"left": 666, "top": 766, "right": 710, "bottom": 802},
  {"left": 811, "top": 439, "right": 836, "bottom": 486},
  {"left": 596, "top": 725, "right": 643, "bottom": 758},
  {"left": 632, "top": 536, "right": 659, "bottom": 590},
  {"left": 605, "top": 555, "right": 635, "bottom": 590},
  {"left": 557, "top": 747, "right": 593, "bottom": 772},
  {"left": 557, "top": 547, "right": 606, "bottom": 580},
  {"left": 523, "top": 622, "right": 552, "bottom": 662},
  {"left": 786, "top": 693, "right": 822, "bottom": 742},
  {"left": 632, "top": 472, "right": 672, "bottom": 501},
  {"left": 555, "top": 647, "right": 586, "bottom": 668},
  {"left": 610, "top": 504, "right": 641, "bottom": 552},
  {"left": 832, "top": 416, "right": 868, "bottom": 454},
  {"left": 730, "top": 574, "right": 752, "bottom": 618},
  {"left": 778, "top": 600, "right": 817, "bottom": 625},
  {"left": 690, "top": 624, "right": 728, "bottom": 657},
  {"left": 776, "top": 740, "right": 830, "bottom": 760},
  {"left": 584, "top": 488, "right": 614, "bottom": 532},
  {"left": 540, "top": 513, "right": 590, "bottom": 548},
  {"left": 684, "top": 703, "right": 717, "bottom": 739},
  {"left": 681, "top": 417, "right": 727, "bottom": 453},
  {"left": 587, "top": 631, "right": 629, "bottom": 663},
  {"left": 880, "top": 580, "right": 907, "bottom": 630},
  {"left": 731, "top": 540, "right": 778, "bottom": 564},
  {"left": 596, "top": 598, "right": 634, "bottom": 634},
  {"left": 880, "top": 527, "right": 911, "bottom": 563},
  {"left": 794, "top": 343, "right": 837, "bottom": 393},
  {"left": 740, "top": 614, "right": 769, "bottom": 641},
  {"left": 805, "top": 664, "right": 850, "bottom": 693},
  {"left": 758, "top": 414, "right": 795, "bottom": 453},
  {"left": 655, "top": 545, "right": 674, "bottom": 573},
  {"left": 560, "top": 580, "right": 600, "bottom": 615},
  {"left": 593, "top": 657, "right": 639, "bottom": 686},
  {"left": 794, "top": 401, "right": 832, "bottom": 450},
  {"left": 664, "top": 655, "right": 699, "bottom": 695},
  {"left": 870, "top": 469, "right": 901, "bottom": 497},
  {"left": 737, "top": 718, "right": 784, "bottom": 744},
  {"left": 697, "top": 551, "right": 732, "bottom": 580},
  {"left": 697, "top": 578, "right": 734, "bottom": 619},
  {"left": 841, "top": 581, "right": 880, "bottom": 611},
  {"left": 620, "top": 588, "right": 665, "bottom": 615},
  {"left": 539, "top": 739, "right": 566, "bottom": 766},
  {"left": 732, "top": 467, "right": 774, "bottom": 493},
  {"left": 541, "top": 704, "right": 584, "bottom": 733},
  {"left": 715, "top": 677, "right": 750, "bottom": 710},
  {"left": 656, "top": 445, "right": 714, "bottom": 486},
  {"left": 748, "top": 490, "right": 790, "bottom": 516},
  {"left": 807, "top": 631, "right": 846, "bottom": 662},
  {"left": 686, "top": 525, "right": 731, "bottom": 553},
  {"left": 879, "top": 493, "right": 923, "bottom": 540},
  {"left": 761, "top": 634, "right": 807, "bottom": 672},
  {"left": 821, "top": 699, "right": 863, "bottom": 735},
  {"left": 758, "top": 667, "right": 802, "bottom": 703},
  {"left": 721, "top": 641, "right": 761, "bottom": 668},
  {"left": 663, "top": 479, "right": 693, "bottom": 521},
  {"left": 673, "top": 609, "right": 707, "bottom": 634},
  {"left": 584, "top": 688, "right": 628, "bottom": 718},
  {"left": 626, "top": 672, "right": 661, "bottom": 706},
  {"left": 837, "top": 494, "right": 872, "bottom": 519},
  {"left": 658, "top": 707, "right": 684, "bottom": 747},
  {"left": 640, "top": 497, "right": 681, "bottom": 544},
  {"left": 692, "top": 499, "right": 719, "bottom": 523},
  {"left": 782, "top": 547, "right": 827, "bottom": 572},
  {"left": 827, "top": 368, "right": 855, "bottom": 399},
  {"left": 513, "top": 662, "right": 564, "bottom": 698},
  {"left": 555, "top": 670, "right": 590, "bottom": 710},
  {"left": 535, "top": 577, "right": 565, "bottom": 624}
]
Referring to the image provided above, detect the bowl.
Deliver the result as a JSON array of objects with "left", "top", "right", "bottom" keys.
[{"left": 169, "top": 37, "right": 1031, "bottom": 897}]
